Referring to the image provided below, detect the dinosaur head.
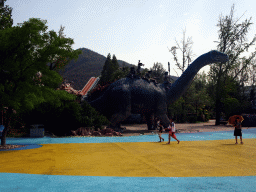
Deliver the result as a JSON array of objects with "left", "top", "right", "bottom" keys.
[{"left": 208, "top": 50, "right": 229, "bottom": 63}]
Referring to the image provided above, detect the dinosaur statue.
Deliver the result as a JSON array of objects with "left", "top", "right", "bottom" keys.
[{"left": 86, "top": 50, "right": 228, "bottom": 130}]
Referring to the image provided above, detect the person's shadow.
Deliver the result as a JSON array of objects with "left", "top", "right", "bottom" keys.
[{"left": 221, "top": 143, "right": 239, "bottom": 145}]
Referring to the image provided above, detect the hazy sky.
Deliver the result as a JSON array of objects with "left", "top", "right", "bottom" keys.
[{"left": 6, "top": 0, "right": 256, "bottom": 76}]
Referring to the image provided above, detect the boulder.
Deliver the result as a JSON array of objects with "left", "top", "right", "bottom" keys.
[
  {"left": 105, "top": 133, "right": 113, "bottom": 136},
  {"left": 105, "top": 128, "right": 114, "bottom": 133},
  {"left": 71, "top": 130, "right": 77, "bottom": 136},
  {"left": 71, "top": 127, "right": 91, "bottom": 136},
  {"left": 100, "top": 128, "right": 107, "bottom": 135},
  {"left": 71, "top": 127, "right": 122, "bottom": 137},
  {"left": 92, "top": 131, "right": 101, "bottom": 136},
  {"left": 86, "top": 128, "right": 92, "bottom": 134}
]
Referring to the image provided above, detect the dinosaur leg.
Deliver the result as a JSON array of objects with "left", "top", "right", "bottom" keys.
[
  {"left": 153, "top": 115, "right": 159, "bottom": 129},
  {"left": 105, "top": 88, "right": 132, "bottom": 131},
  {"left": 157, "top": 114, "right": 171, "bottom": 128},
  {"left": 109, "top": 95, "right": 131, "bottom": 131},
  {"left": 109, "top": 111, "right": 131, "bottom": 131},
  {"left": 145, "top": 113, "right": 155, "bottom": 130}
]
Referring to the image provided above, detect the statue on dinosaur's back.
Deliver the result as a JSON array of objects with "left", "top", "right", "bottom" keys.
[{"left": 85, "top": 50, "right": 228, "bottom": 130}]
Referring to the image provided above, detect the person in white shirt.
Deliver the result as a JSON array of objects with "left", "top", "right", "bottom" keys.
[{"left": 165, "top": 119, "right": 180, "bottom": 144}]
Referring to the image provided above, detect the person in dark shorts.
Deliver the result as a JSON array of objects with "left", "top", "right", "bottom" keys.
[
  {"left": 234, "top": 117, "right": 243, "bottom": 144},
  {"left": 158, "top": 122, "right": 164, "bottom": 142}
]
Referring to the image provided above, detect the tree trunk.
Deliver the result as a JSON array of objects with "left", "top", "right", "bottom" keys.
[
  {"left": 215, "top": 99, "right": 221, "bottom": 125},
  {"left": 215, "top": 68, "right": 223, "bottom": 126},
  {"left": 1, "top": 108, "right": 11, "bottom": 146},
  {"left": 182, "top": 95, "right": 187, "bottom": 123},
  {"left": 145, "top": 113, "right": 155, "bottom": 130},
  {"left": 1, "top": 127, "right": 8, "bottom": 146}
]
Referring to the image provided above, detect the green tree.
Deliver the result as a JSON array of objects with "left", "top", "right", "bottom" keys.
[
  {"left": 168, "top": 97, "right": 185, "bottom": 123},
  {"left": 99, "top": 53, "right": 121, "bottom": 85},
  {"left": 0, "top": 0, "right": 13, "bottom": 30},
  {"left": 99, "top": 53, "right": 112, "bottom": 85},
  {"left": 80, "top": 101, "right": 109, "bottom": 129},
  {"left": 209, "top": 4, "right": 256, "bottom": 125},
  {"left": 141, "top": 67, "right": 149, "bottom": 77},
  {"left": 87, "top": 61, "right": 130, "bottom": 101},
  {"left": 0, "top": 18, "right": 82, "bottom": 145},
  {"left": 168, "top": 72, "right": 213, "bottom": 122},
  {"left": 168, "top": 29, "right": 195, "bottom": 122},
  {"left": 20, "top": 89, "right": 78, "bottom": 135},
  {"left": 109, "top": 54, "right": 120, "bottom": 82},
  {"left": 40, "top": 26, "right": 81, "bottom": 71},
  {"left": 121, "top": 62, "right": 130, "bottom": 77},
  {"left": 112, "top": 55, "right": 119, "bottom": 71},
  {"left": 169, "top": 28, "right": 194, "bottom": 75},
  {"left": 16, "top": 21, "right": 81, "bottom": 72},
  {"left": 187, "top": 73, "right": 213, "bottom": 121},
  {"left": 111, "top": 66, "right": 130, "bottom": 82},
  {"left": 150, "top": 62, "right": 166, "bottom": 83},
  {"left": 223, "top": 97, "right": 239, "bottom": 118}
]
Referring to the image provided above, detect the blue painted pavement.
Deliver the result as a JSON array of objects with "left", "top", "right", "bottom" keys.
[
  {"left": 0, "top": 128, "right": 256, "bottom": 192},
  {"left": 3, "top": 128, "right": 256, "bottom": 145}
]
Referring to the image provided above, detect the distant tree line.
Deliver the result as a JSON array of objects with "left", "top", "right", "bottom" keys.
[{"left": 168, "top": 4, "right": 256, "bottom": 123}]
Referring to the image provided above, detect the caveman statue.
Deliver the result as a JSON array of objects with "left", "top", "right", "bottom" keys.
[{"left": 136, "top": 60, "right": 144, "bottom": 77}]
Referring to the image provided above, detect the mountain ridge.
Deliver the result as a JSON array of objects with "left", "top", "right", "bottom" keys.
[
  {"left": 58, "top": 48, "right": 178, "bottom": 90},
  {"left": 58, "top": 48, "right": 136, "bottom": 90}
]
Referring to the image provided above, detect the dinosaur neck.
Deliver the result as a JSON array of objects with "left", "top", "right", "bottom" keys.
[{"left": 166, "top": 52, "right": 212, "bottom": 105}]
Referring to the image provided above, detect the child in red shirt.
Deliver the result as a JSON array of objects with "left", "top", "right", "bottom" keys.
[{"left": 165, "top": 119, "right": 180, "bottom": 144}]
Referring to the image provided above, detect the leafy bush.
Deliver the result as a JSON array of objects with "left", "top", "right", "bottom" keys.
[
  {"left": 19, "top": 89, "right": 81, "bottom": 136},
  {"left": 188, "top": 115, "right": 197, "bottom": 123},
  {"left": 223, "top": 97, "right": 240, "bottom": 118},
  {"left": 52, "top": 101, "right": 83, "bottom": 135},
  {"left": 80, "top": 101, "right": 109, "bottom": 129},
  {"left": 20, "top": 97, "right": 109, "bottom": 136}
]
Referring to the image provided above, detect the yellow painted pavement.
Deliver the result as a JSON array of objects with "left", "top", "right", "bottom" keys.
[{"left": 0, "top": 139, "right": 255, "bottom": 177}]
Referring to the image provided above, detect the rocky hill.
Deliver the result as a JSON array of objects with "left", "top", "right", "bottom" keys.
[{"left": 57, "top": 48, "right": 136, "bottom": 90}]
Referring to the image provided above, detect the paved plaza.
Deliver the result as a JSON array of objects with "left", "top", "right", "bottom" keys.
[{"left": 0, "top": 129, "right": 256, "bottom": 191}]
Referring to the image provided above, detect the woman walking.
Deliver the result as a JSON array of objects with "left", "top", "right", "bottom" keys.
[{"left": 234, "top": 117, "right": 243, "bottom": 144}]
